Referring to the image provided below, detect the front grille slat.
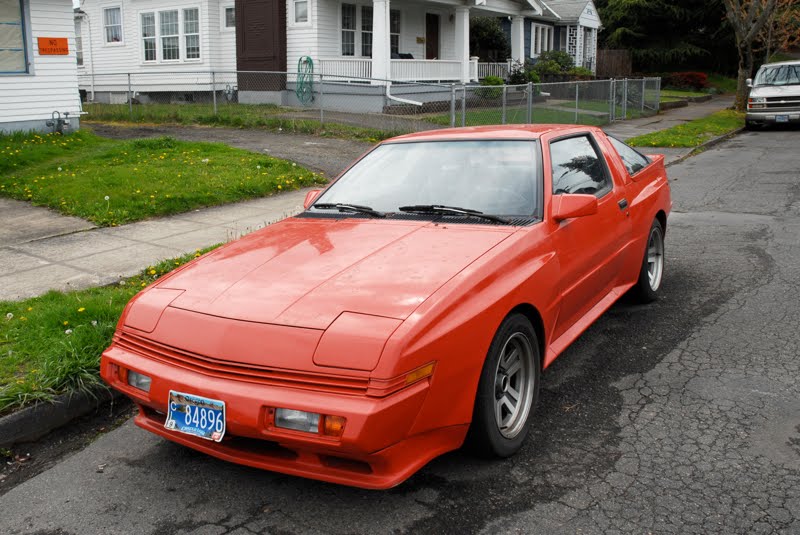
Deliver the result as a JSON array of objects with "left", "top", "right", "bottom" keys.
[{"left": 117, "top": 332, "right": 369, "bottom": 395}]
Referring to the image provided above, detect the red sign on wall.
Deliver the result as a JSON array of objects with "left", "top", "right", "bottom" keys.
[{"left": 38, "top": 37, "right": 69, "bottom": 55}]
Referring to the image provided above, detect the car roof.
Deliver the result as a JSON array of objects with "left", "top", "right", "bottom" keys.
[
  {"left": 384, "top": 124, "right": 599, "bottom": 143},
  {"left": 761, "top": 60, "right": 800, "bottom": 67}
]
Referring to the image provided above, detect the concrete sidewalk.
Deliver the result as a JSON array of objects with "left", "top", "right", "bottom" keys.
[{"left": 0, "top": 95, "right": 736, "bottom": 301}]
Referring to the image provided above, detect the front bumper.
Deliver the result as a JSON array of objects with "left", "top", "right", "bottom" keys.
[
  {"left": 101, "top": 344, "right": 466, "bottom": 489},
  {"left": 746, "top": 110, "right": 800, "bottom": 124}
]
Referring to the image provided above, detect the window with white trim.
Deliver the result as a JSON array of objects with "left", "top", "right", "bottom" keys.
[
  {"left": 341, "top": 3, "right": 355, "bottom": 56},
  {"left": 75, "top": 19, "right": 84, "bottom": 66},
  {"left": 531, "top": 23, "right": 552, "bottom": 57},
  {"left": 390, "top": 10, "right": 400, "bottom": 55},
  {"left": 160, "top": 10, "right": 179, "bottom": 60},
  {"left": 184, "top": 8, "right": 200, "bottom": 59},
  {"left": 0, "top": 0, "right": 27, "bottom": 73},
  {"left": 294, "top": 0, "right": 308, "bottom": 23},
  {"left": 141, "top": 12, "right": 156, "bottom": 61},
  {"left": 340, "top": 4, "right": 400, "bottom": 58},
  {"left": 104, "top": 7, "right": 123, "bottom": 43},
  {"left": 141, "top": 8, "right": 201, "bottom": 63},
  {"left": 361, "top": 6, "right": 372, "bottom": 57},
  {"left": 224, "top": 6, "right": 235, "bottom": 28}
]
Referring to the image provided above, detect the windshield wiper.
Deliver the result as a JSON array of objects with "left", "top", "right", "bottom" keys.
[
  {"left": 312, "top": 203, "right": 386, "bottom": 218},
  {"left": 398, "top": 205, "right": 510, "bottom": 225}
]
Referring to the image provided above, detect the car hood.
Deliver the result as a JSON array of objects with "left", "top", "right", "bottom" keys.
[
  {"left": 149, "top": 217, "right": 515, "bottom": 329},
  {"left": 750, "top": 84, "right": 800, "bottom": 98}
]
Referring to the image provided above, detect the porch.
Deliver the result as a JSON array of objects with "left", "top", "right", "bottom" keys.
[{"left": 298, "top": 0, "right": 543, "bottom": 84}]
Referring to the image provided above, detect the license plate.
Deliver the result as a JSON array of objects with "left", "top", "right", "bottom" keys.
[
  {"left": 165, "top": 390, "right": 226, "bottom": 442},
  {"left": 776, "top": 115, "right": 789, "bottom": 123}
]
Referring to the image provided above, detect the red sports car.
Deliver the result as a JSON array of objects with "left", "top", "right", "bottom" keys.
[{"left": 101, "top": 125, "right": 671, "bottom": 489}]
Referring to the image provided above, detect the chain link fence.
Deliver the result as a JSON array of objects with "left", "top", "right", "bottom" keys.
[{"left": 78, "top": 71, "right": 660, "bottom": 135}]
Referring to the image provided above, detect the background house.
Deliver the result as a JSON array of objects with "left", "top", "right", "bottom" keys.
[
  {"left": 75, "top": 0, "right": 237, "bottom": 102},
  {"left": 0, "top": 0, "right": 82, "bottom": 133},
  {"left": 501, "top": 0, "right": 601, "bottom": 72}
]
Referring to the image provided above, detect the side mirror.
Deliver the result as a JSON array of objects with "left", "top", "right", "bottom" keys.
[
  {"left": 551, "top": 194, "right": 598, "bottom": 222},
  {"left": 303, "top": 189, "right": 322, "bottom": 209},
  {"left": 746, "top": 78, "right": 753, "bottom": 88}
]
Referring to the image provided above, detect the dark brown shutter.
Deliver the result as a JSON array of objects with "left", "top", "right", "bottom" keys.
[{"left": 235, "top": 0, "right": 287, "bottom": 90}]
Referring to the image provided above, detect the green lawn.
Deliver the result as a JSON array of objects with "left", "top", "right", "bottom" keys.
[
  {"left": 83, "top": 103, "right": 399, "bottom": 143},
  {"left": 0, "top": 130, "right": 322, "bottom": 226},
  {"left": 627, "top": 110, "right": 745, "bottom": 148},
  {"left": 0, "top": 248, "right": 216, "bottom": 414}
]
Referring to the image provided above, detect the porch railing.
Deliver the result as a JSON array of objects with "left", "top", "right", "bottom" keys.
[
  {"left": 478, "top": 62, "right": 511, "bottom": 80},
  {"left": 317, "top": 58, "right": 478, "bottom": 83}
]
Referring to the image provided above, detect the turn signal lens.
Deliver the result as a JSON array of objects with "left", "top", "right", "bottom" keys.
[
  {"left": 322, "top": 415, "right": 347, "bottom": 437},
  {"left": 405, "top": 362, "right": 435, "bottom": 384}
]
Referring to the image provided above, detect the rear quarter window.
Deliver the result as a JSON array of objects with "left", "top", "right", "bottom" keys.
[{"left": 608, "top": 136, "right": 651, "bottom": 176}]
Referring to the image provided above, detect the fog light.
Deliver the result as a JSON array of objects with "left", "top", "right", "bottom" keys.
[
  {"left": 275, "top": 408, "right": 320, "bottom": 433},
  {"left": 127, "top": 370, "right": 151, "bottom": 392}
]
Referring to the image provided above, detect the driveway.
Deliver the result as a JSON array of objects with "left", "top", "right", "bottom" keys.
[
  {"left": 1, "top": 129, "right": 799, "bottom": 534},
  {"left": 88, "top": 123, "right": 372, "bottom": 180}
]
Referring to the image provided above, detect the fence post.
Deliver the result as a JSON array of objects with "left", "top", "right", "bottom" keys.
[
  {"left": 461, "top": 85, "right": 466, "bottom": 127},
  {"left": 127, "top": 73, "right": 133, "bottom": 120},
  {"left": 656, "top": 77, "right": 662, "bottom": 112},
  {"left": 575, "top": 82, "right": 579, "bottom": 123},
  {"left": 526, "top": 82, "right": 532, "bottom": 124},
  {"left": 622, "top": 78, "right": 628, "bottom": 119},
  {"left": 641, "top": 78, "right": 646, "bottom": 113},
  {"left": 501, "top": 85, "right": 507, "bottom": 125},
  {"left": 450, "top": 84, "right": 456, "bottom": 128},
  {"left": 211, "top": 71, "right": 218, "bottom": 115},
  {"left": 609, "top": 79, "right": 615, "bottom": 122},
  {"left": 319, "top": 74, "right": 324, "bottom": 126}
]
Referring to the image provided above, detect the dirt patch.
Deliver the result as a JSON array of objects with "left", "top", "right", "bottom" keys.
[{"left": 87, "top": 123, "right": 373, "bottom": 179}]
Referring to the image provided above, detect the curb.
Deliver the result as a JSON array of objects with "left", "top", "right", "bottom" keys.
[
  {"left": 664, "top": 127, "right": 745, "bottom": 168},
  {"left": 0, "top": 388, "right": 122, "bottom": 449}
]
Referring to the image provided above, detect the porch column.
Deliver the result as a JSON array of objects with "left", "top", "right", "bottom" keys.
[
  {"left": 371, "top": 0, "right": 391, "bottom": 84},
  {"left": 454, "top": 6, "right": 470, "bottom": 83},
  {"left": 510, "top": 15, "right": 525, "bottom": 65}
]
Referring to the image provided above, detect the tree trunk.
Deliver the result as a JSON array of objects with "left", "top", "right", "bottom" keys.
[{"left": 735, "top": 45, "right": 750, "bottom": 111}]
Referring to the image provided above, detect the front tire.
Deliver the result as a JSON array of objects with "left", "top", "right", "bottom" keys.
[
  {"left": 467, "top": 314, "right": 541, "bottom": 458},
  {"left": 632, "top": 219, "right": 665, "bottom": 303}
]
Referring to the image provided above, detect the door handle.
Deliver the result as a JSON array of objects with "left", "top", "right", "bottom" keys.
[{"left": 618, "top": 199, "right": 628, "bottom": 211}]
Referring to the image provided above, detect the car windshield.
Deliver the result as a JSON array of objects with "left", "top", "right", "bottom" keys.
[
  {"left": 312, "top": 140, "right": 540, "bottom": 217},
  {"left": 754, "top": 64, "right": 800, "bottom": 86}
]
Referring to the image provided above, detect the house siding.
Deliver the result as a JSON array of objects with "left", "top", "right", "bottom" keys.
[
  {"left": 77, "top": 0, "right": 236, "bottom": 95},
  {"left": 0, "top": 0, "right": 82, "bottom": 132}
]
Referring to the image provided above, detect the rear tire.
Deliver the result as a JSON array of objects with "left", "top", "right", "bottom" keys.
[
  {"left": 632, "top": 219, "right": 665, "bottom": 303},
  {"left": 466, "top": 314, "right": 540, "bottom": 458}
]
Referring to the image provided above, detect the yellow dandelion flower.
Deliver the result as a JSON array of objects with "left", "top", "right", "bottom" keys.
[{"left": 78, "top": 307, "right": 85, "bottom": 312}]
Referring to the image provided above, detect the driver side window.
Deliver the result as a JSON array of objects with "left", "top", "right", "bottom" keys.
[{"left": 550, "top": 135, "right": 611, "bottom": 197}]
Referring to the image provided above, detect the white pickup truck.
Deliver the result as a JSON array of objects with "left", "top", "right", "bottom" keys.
[{"left": 746, "top": 60, "right": 800, "bottom": 129}]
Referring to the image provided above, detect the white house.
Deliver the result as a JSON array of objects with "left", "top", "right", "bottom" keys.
[
  {"left": 236, "top": 0, "right": 548, "bottom": 85},
  {"left": 0, "top": 0, "right": 82, "bottom": 133},
  {"left": 75, "top": 0, "right": 237, "bottom": 102}
]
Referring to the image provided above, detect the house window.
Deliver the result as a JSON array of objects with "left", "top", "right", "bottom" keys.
[
  {"left": 103, "top": 7, "right": 123, "bottom": 43},
  {"left": 0, "top": 0, "right": 27, "bottom": 73},
  {"left": 341, "top": 3, "right": 355, "bottom": 56},
  {"left": 224, "top": 6, "right": 235, "bottom": 28},
  {"left": 390, "top": 10, "right": 400, "bottom": 55},
  {"left": 74, "top": 19, "right": 84, "bottom": 66},
  {"left": 361, "top": 6, "right": 372, "bottom": 57},
  {"left": 294, "top": 0, "right": 308, "bottom": 23},
  {"left": 184, "top": 8, "right": 200, "bottom": 59},
  {"left": 141, "top": 13, "right": 156, "bottom": 61},
  {"left": 159, "top": 10, "right": 180, "bottom": 60},
  {"left": 531, "top": 23, "right": 552, "bottom": 57}
]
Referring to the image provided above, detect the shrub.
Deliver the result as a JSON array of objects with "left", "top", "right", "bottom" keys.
[
  {"left": 528, "top": 70, "right": 541, "bottom": 84},
  {"left": 507, "top": 60, "right": 529, "bottom": 85},
  {"left": 665, "top": 72, "right": 709, "bottom": 90},
  {"left": 532, "top": 59, "right": 563, "bottom": 76},
  {"left": 567, "top": 66, "right": 594, "bottom": 78},
  {"left": 537, "top": 50, "right": 574, "bottom": 71},
  {"left": 476, "top": 76, "right": 504, "bottom": 99}
]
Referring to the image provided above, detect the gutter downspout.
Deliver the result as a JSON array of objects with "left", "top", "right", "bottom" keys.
[{"left": 385, "top": 84, "right": 423, "bottom": 107}]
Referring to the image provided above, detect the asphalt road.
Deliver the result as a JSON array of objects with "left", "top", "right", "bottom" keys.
[{"left": 1, "top": 129, "right": 799, "bottom": 534}]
